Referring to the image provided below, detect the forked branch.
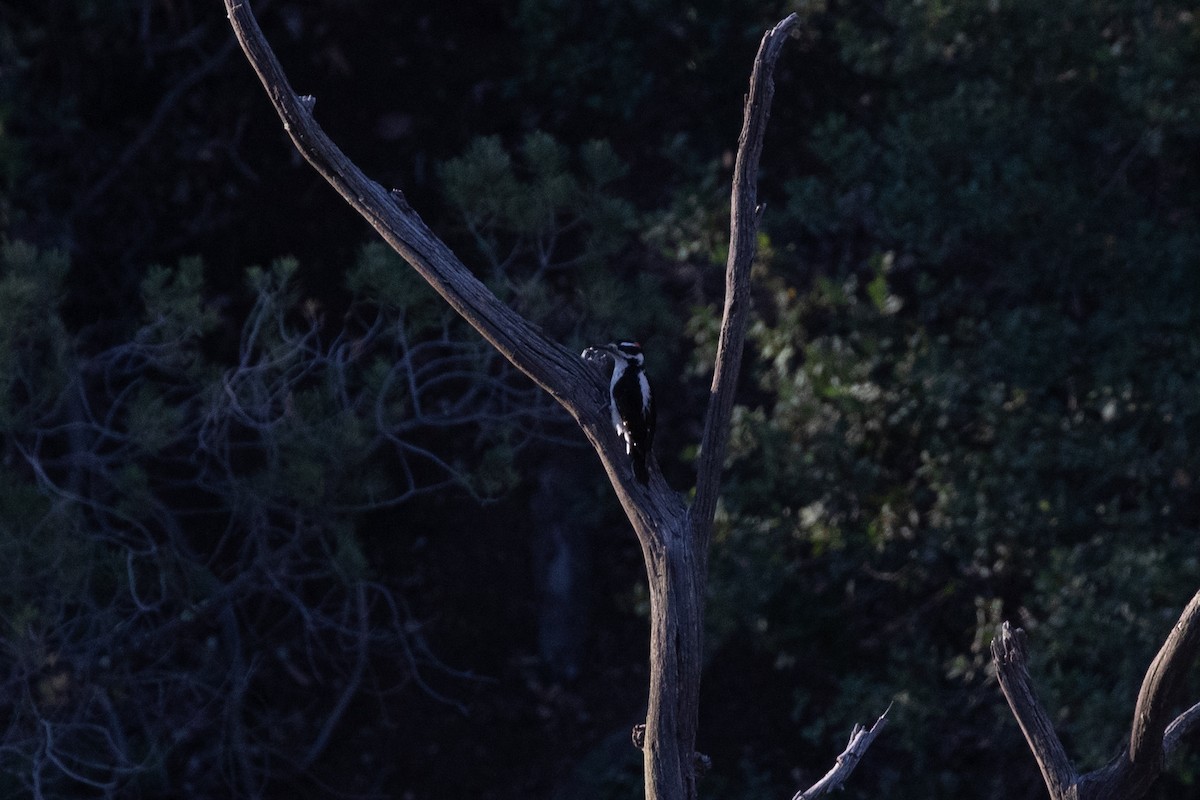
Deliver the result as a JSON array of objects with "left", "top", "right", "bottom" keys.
[
  {"left": 222, "top": 6, "right": 886, "bottom": 800},
  {"left": 992, "top": 589, "right": 1200, "bottom": 800}
]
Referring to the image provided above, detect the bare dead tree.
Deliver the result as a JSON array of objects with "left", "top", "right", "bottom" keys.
[
  {"left": 991, "top": 589, "right": 1200, "bottom": 800},
  {"left": 224, "top": 4, "right": 886, "bottom": 799}
]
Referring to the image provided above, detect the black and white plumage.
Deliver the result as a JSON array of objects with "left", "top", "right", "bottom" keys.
[{"left": 581, "top": 340, "right": 655, "bottom": 483}]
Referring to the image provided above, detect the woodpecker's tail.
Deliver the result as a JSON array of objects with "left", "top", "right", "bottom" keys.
[{"left": 631, "top": 448, "right": 649, "bottom": 484}]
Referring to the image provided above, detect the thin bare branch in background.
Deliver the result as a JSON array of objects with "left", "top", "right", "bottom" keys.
[
  {"left": 0, "top": 257, "right": 542, "bottom": 796},
  {"left": 792, "top": 706, "right": 891, "bottom": 800}
]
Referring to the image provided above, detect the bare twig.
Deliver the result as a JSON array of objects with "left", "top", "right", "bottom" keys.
[
  {"left": 792, "top": 705, "right": 890, "bottom": 800},
  {"left": 0, "top": 256, "right": 537, "bottom": 795},
  {"left": 1164, "top": 701, "right": 1200, "bottom": 760}
]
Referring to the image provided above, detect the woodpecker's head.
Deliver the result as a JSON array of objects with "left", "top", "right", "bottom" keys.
[{"left": 609, "top": 341, "right": 644, "bottom": 366}]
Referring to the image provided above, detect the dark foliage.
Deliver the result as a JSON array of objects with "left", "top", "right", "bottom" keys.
[{"left": 1, "top": 1, "right": 1199, "bottom": 798}]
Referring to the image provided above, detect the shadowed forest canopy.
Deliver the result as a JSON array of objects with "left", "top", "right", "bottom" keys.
[{"left": 2, "top": 1, "right": 1200, "bottom": 798}]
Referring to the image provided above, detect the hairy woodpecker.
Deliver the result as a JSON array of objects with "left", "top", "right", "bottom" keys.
[{"left": 581, "top": 341, "right": 655, "bottom": 483}]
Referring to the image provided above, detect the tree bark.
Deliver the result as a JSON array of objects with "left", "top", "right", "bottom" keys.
[{"left": 640, "top": 522, "right": 706, "bottom": 800}]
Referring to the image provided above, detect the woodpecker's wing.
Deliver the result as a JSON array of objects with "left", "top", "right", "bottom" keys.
[
  {"left": 648, "top": 379, "right": 657, "bottom": 453},
  {"left": 645, "top": 374, "right": 656, "bottom": 452}
]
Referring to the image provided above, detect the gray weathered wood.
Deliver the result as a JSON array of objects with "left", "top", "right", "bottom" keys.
[
  {"left": 792, "top": 706, "right": 890, "bottom": 800},
  {"left": 993, "top": 589, "right": 1200, "bottom": 800},
  {"left": 992, "top": 622, "right": 1078, "bottom": 797}
]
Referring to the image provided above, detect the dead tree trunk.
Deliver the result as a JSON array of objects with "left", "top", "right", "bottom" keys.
[
  {"left": 222, "top": 6, "right": 883, "bottom": 798},
  {"left": 992, "top": 589, "right": 1200, "bottom": 800}
]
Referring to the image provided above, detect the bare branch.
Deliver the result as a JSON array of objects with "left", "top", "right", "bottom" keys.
[
  {"left": 692, "top": 13, "right": 798, "bottom": 540},
  {"left": 224, "top": 0, "right": 682, "bottom": 523},
  {"left": 1075, "top": 586, "right": 1200, "bottom": 799},
  {"left": 991, "top": 622, "right": 1077, "bottom": 798},
  {"left": 1128, "top": 588, "right": 1200, "bottom": 770},
  {"left": 222, "top": 1, "right": 578, "bottom": 402},
  {"left": 792, "top": 705, "right": 890, "bottom": 800},
  {"left": 1165, "top": 701, "right": 1200, "bottom": 761}
]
